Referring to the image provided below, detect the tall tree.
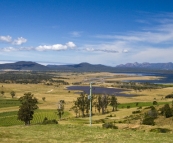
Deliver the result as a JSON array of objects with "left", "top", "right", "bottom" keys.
[
  {"left": 110, "top": 95, "right": 118, "bottom": 111},
  {"left": 10, "top": 91, "right": 16, "bottom": 98},
  {"left": 1, "top": 91, "right": 4, "bottom": 96},
  {"left": 17, "top": 92, "right": 38, "bottom": 125},
  {"left": 57, "top": 100, "right": 65, "bottom": 119}
]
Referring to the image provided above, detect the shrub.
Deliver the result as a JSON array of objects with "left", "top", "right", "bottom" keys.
[
  {"left": 102, "top": 122, "right": 118, "bottom": 129},
  {"left": 147, "top": 106, "right": 158, "bottom": 118},
  {"left": 163, "top": 104, "right": 173, "bottom": 118},
  {"left": 137, "top": 106, "right": 142, "bottom": 109},
  {"left": 142, "top": 116, "right": 155, "bottom": 125},
  {"left": 150, "top": 128, "right": 171, "bottom": 133},
  {"left": 127, "top": 105, "right": 130, "bottom": 109},
  {"left": 165, "top": 94, "right": 173, "bottom": 98},
  {"left": 153, "top": 101, "right": 157, "bottom": 105},
  {"left": 132, "top": 110, "right": 141, "bottom": 114},
  {"left": 42, "top": 117, "right": 58, "bottom": 124}
]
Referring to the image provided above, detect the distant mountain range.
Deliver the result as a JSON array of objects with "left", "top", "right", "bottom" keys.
[
  {"left": 0, "top": 61, "right": 49, "bottom": 71},
  {"left": 116, "top": 62, "right": 173, "bottom": 70},
  {"left": 0, "top": 61, "right": 173, "bottom": 72}
]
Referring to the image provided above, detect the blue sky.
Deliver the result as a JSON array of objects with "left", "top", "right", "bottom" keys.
[{"left": 0, "top": 0, "right": 173, "bottom": 66}]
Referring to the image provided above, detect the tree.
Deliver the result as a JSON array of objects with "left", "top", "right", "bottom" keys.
[
  {"left": 163, "top": 104, "right": 172, "bottom": 118},
  {"left": 10, "top": 91, "right": 16, "bottom": 98},
  {"left": 57, "top": 100, "right": 65, "bottom": 119},
  {"left": 110, "top": 95, "right": 118, "bottom": 111},
  {"left": 17, "top": 92, "right": 38, "bottom": 125},
  {"left": 1, "top": 91, "right": 4, "bottom": 96},
  {"left": 98, "top": 94, "right": 109, "bottom": 114},
  {"left": 42, "top": 97, "right": 46, "bottom": 101}
]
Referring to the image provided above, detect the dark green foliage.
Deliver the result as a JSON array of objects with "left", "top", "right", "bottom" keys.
[
  {"left": 57, "top": 100, "right": 65, "bottom": 119},
  {"left": 42, "top": 117, "right": 58, "bottom": 124},
  {"left": 127, "top": 105, "right": 130, "bottom": 109},
  {"left": 1, "top": 91, "right": 4, "bottom": 96},
  {"left": 0, "top": 71, "right": 52, "bottom": 84},
  {"left": 150, "top": 128, "right": 171, "bottom": 133},
  {"left": 142, "top": 106, "right": 157, "bottom": 125},
  {"left": 142, "top": 116, "right": 155, "bottom": 125},
  {"left": 10, "top": 91, "right": 15, "bottom": 98},
  {"left": 153, "top": 101, "right": 157, "bottom": 105},
  {"left": 136, "top": 102, "right": 139, "bottom": 106},
  {"left": 18, "top": 92, "right": 38, "bottom": 125},
  {"left": 162, "top": 104, "right": 173, "bottom": 118},
  {"left": 147, "top": 106, "right": 158, "bottom": 118},
  {"left": 109, "top": 96, "right": 118, "bottom": 111},
  {"left": 102, "top": 122, "right": 118, "bottom": 129},
  {"left": 42, "top": 97, "right": 46, "bottom": 101},
  {"left": 94, "top": 119, "right": 105, "bottom": 124},
  {"left": 165, "top": 94, "right": 173, "bottom": 98},
  {"left": 132, "top": 110, "right": 141, "bottom": 114}
]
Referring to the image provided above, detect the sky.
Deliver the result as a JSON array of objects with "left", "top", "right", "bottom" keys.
[{"left": 0, "top": 0, "right": 173, "bottom": 66}]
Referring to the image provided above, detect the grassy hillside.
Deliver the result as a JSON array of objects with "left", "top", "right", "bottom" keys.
[
  {"left": 1, "top": 124, "right": 173, "bottom": 143},
  {"left": 1, "top": 72, "right": 173, "bottom": 142}
]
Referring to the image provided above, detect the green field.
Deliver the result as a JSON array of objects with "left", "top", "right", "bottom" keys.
[
  {"left": 0, "top": 109, "right": 71, "bottom": 126},
  {"left": 0, "top": 98, "right": 20, "bottom": 108}
]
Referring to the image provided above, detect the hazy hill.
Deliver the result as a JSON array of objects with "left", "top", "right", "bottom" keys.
[
  {"left": 0, "top": 61, "right": 173, "bottom": 72},
  {"left": 116, "top": 62, "right": 173, "bottom": 70},
  {"left": 47, "top": 62, "right": 114, "bottom": 72},
  {"left": 0, "top": 61, "right": 50, "bottom": 71}
]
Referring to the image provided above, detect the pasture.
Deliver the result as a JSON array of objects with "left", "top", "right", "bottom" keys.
[{"left": 0, "top": 71, "right": 173, "bottom": 142}]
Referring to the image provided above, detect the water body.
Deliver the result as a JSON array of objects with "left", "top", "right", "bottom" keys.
[
  {"left": 121, "top": 73, "right": 173, "bottom": 84},
  {"left": 66, "top": 86, "right": 133, "bottom": 97}
]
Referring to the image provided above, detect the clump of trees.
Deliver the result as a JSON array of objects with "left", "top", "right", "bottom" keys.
[
  {"left": 71, "top": 92, "right": 118, "bottom": 118},
  {"left": 165, "top": 94, "right": 173, "bottom": 98},
  {"left": 57, "top": 100, "right": 65, "bottom": 119},
  {"left": 17, "top": 92, "right": 38, "bottom": 125},
  {"left": 160, "top": 104, "right": 173, "bottom": 118},
  {"left": 142, "top": 106, "right": 158, "bottom": 125}
]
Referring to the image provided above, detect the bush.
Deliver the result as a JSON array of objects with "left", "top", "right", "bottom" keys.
[
  {"left": 42, "top": 117, "right": 58, "bottom": 124},
  {"left": 127, "top": 105, "right": 130, "bottom": 109},
  {"left": 102, "top": 122, "right": 118, "bottom": 129},
  {"left": 147, "top": 106, "right": 158, "bottom": 118},
  {"left": 165, "top": 94, "right": 173, "bottom": 98},
  {"left": 163, "top": 104, "right": 173, "bottom": 118},
  {"left": 153, "top": 101, "right": 157, "bottom": 105},
  {"left": 132, "top": 110, "right": 141, "bottom": 114},
  {"left": 150, "top": 128, "right": 171, "bottom": 133},
  {"left": 142, "top": 116, "right": 155, "bottom": 125}
]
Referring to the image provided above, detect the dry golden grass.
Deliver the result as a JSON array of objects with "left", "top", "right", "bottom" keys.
[{"left": 1, "top": 72, "right": 173, "bottom": 130}]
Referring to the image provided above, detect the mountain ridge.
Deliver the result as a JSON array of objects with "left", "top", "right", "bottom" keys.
[{"left": 0, "top": 61, "right": 173, "bottom": 72}]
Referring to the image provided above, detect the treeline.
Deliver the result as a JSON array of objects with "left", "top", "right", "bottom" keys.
[
  {"left": 71, "top": 92, "right": 118, "bottom": 117},
  {"left": 109, "top": 81, "right": 170, "bottom": 91},
  {"left": 0, "top": 71, "right": 69, "bottom": 85},
  {"left": 0, "top": 72, "right": 52, "bottom": 84}
]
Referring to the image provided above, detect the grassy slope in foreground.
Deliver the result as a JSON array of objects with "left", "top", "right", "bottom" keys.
[{"left": 1, "top": 124, "right": 173, "bottom": 143}]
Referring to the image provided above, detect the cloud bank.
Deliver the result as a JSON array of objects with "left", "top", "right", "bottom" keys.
[{"left": 0, "top": 35, "right": 27, "bottom": 45}]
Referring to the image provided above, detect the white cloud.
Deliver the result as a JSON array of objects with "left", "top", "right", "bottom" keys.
[
  {"left": 0, "top": 35, "right": 12, "bottom": 42},
  {"left": 0, "top": 47, "right": 16, "bottom": 52},
  {"left": 36, "top": 42, "right": 76, "bottom": 51},
  {"left": 0, "top": 35, "right": 27, "bottom": 45},
  {"left": 12, "top": 37, "right": 27, "bottom": 45},
  {"left": 70, "top": 31, "right": 82, "bottom": 37},
  {"left": 66, "top": 41, "right": 76, "bottom": 48}
]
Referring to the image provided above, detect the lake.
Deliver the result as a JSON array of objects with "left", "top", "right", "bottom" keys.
[
  {"left": 66, "top": 86, "right": 133, "bottom": 97},
  {"left": 121, "top": 73, "right": 173, "bottom": 84}
]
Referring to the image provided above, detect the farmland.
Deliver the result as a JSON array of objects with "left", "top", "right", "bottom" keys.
[{"left": 0, "top": 71, "right": 173, "bottom": 142}]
